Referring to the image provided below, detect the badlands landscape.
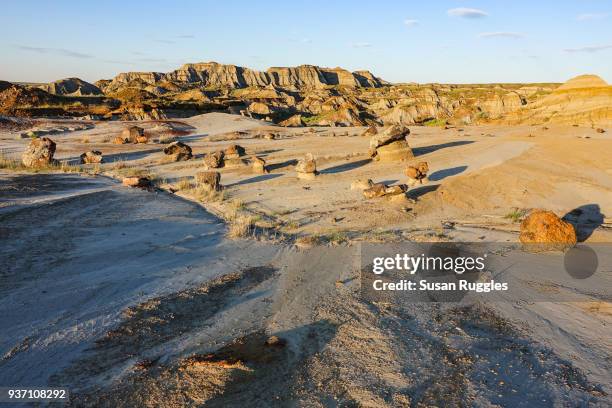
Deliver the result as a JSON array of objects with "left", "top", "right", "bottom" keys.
[{"left": 1, "top": 63, "right": 611, "bottom": 406}]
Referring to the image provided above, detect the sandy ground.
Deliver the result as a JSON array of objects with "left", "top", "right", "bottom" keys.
[
  {"left": 1, "top": 113, "right": 610, "bottom": 242},
  {"left": 0, "top": 114, "right": 611, "bottom": 406}
]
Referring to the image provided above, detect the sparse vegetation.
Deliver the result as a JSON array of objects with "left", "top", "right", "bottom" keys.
[
  {"left": 423, "top": 118, "right": 447, "bottom": 127},
  {"left": 227, "top": 215, "right": 255, "bottom": 238},
  {"left": 504, "top": 208, "right": 529, "bottom": 223}
]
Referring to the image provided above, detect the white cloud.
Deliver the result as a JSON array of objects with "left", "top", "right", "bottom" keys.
[
  {"left": 403, "top": 19, "right": 419, "bottom": 27},
  {"left": 352, "top": 42, "right": 372, "bottom": 48},
  {"left": 478, "top": 32, "right": 525, "bottom": 39},
  {"left": 564, "top": 44, "right": 612, "bottom": 53},
  {"left": 447, "top": 8, "right": 488, "bottom": 18},
  {"left": 17, "top": 45, "right": 93, "bottom": 59},
  {"left": 577, "top": 13, "right": 608, "bottom": 21}
]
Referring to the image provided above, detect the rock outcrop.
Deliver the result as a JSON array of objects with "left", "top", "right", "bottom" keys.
[
  {"left": 405, "top": 161, "right": 429, "bottom": 186},
  {"left": 203, "top": 150, "right": 224, "bottom": 169},
  {"left": 519, "top": 209, "right": 577, "bottom": 250},
  {"left": 251, "top": 156, "right": 268, "bottom": 174},
  {"left": 296, "top": 153, "right": 318, "bottom": 179},
  {"left": 163, "top": 141, "right": 192, "bottom": 161},
  {"left": 38, "top": 78, "right": 103, "bottom": 96},
  {"left": 122, "top": 126, "right": 145, "bottom": 143},
  {"left": 503, "top": 75, "right": 612, "bottom": 126},
  {"left": 109, "top": 62, "right": 385, "bottom": 91},
  {"left": 369, "top": 125, "right": 413, "bottom": 162},
  {"left": 21, "top": 137, "right": 56, "bottom": 167},
  {"left": 196, "top": 171, "right": 221, "bottom": 191},
  {"left": 80, "top": 150, "right": 103, "bottom": 164}
]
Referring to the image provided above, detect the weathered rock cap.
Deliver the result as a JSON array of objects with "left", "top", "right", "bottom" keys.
[
  {"left": 296, "top": 153, "right": 318, "bottom": 176},
  {"left": 22, "top": 137, "right": 56, "bottom": 167},
  {"left": 519, "top": 209, "right": 577, "bottom": 251},
  {"left": 80, "top": 150, "right": 103, "bottom": 164},
  {"left": 163, "top": 141, "right": 193, "bottom": 161},
  {"left": 203, "top": 150, "right": 224, "bottom": 169},
  {"left": 224, "top": 144, "right": 246, "bottom": 159},
  {"left": 251, "top": 156, "right": 269, "bottom": 174},
  {"left": 122, "top": 126, "right": 144, "bottom": 143},
  {"left": 369, "top": 125, "right": 410, "bottom": 150},
  {"left": 195, "top": 171, "right": 221, "bottom": 191}
]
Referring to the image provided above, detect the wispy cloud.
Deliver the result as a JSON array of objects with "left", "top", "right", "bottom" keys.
[
  {"left": 176, "top": 34, "right": 195, "bottom": 39},
  {"left": 478, "top": 32, "right": 525, "bottom": 39},
  {"left": 17, "top": 45, "right": 93, "bottom": 59},
  {"left": 138, "top": 57, "right": 167, "bottom": 63},
  {"left": 153, "top": 39, "right": 175, "bottom": 44},
  {"left": 577, "top": 13, "right": 608, "bottom": 21},
  {"left": 447, "top": 8, "right": 488, "bottom": 18},
  {"left": 564, "top": 44, "right": 612, "bottom": 53},
  {"left": 351, "top": 42, "right": 372, "bottom": 48},
  {"left": 403, "top": 19, "right": 419, "bottom": 27}
]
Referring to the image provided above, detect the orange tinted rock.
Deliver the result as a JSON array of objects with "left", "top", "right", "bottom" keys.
[
  {"left": 122, "top": 177, "right": 151, "bottom": 189},
  {"left": 519, "top": 209, "right": 577, "bottom": 250}
]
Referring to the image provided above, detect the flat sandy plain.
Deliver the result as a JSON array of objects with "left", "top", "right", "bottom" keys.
[{"left": 0, "top": 113, "right": 610, "bottom": 406}]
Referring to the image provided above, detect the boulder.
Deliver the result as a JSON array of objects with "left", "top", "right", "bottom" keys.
[
  {"left": 363, "top": 183, "right": 387, "bottom": 199},
  {"left": 135, "top": 135, "right": 148, "bottom": 144},
  {"left": 122, "top": 126, "right": 144, "bottom": 143},
  {"left": 519, "top": 209, "right": 577, "bottom": 251},
  {"left": 251, "top": 156, "right": 268, "bottom": 174},
  {"left": 595, "top": 128, "right": 605, "bottom": 133},
  {"left": 296, "top": 153, "right": 318, "bottom": 179},
  {"left": 122, "top": 176, "right": 152, "bottom": 189},
  {"left": 350, "top": 178, "right": 374, "bottom": 191},
  {"left": 224, "top": 144, "right": 246, "bottom": 159},
  {"left": 296, "top": 153, "right": 317, "bottom": 173},
  {"left": 369, "top": 125, "right": 409, "bottom": 150},
  {"left": 163, "top": 141, "right": 192, "bottom": 161},
  {"left": 363, "top": 183, "right": 407, "bottom": 199},
  {"left": 203, "top": 150, "right": 224, "bottom": 169},
  {"left": 370, "top": 125, "right": 413, "bottom": 161},
  {"left": 80, "top": 150, "right": 103, "bottom": 164},
  {"left": 263, "top": 132, "right": 276, "bottom": 140},
  {"left": 195, "top": 171, "right": 221, "bottom": 191},
  {"left": 21, "top": 137, "right": 56, "bottom": 167},
  {"left": 405, "top": 161, "right": 429, "bottom": 185}
]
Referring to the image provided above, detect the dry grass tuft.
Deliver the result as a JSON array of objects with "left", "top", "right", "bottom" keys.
[{"left": 227, "top": 215, "right": 255, "bottom": 238}]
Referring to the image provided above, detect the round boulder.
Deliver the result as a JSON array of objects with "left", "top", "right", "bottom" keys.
[
  {"left": 22, "top": 137, "right": 56, "bottom": 167},
  {"left": 519, "top": 209, "right": 577, "bottom": 251}
]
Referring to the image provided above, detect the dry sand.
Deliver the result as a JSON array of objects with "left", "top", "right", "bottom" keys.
[{"left": 0, "top": 113, "right": 611, "bottom": 406}]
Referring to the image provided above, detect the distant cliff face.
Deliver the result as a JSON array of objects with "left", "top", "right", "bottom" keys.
[{"left": 107, "top": 62, "right": 385, "bottom": 90}]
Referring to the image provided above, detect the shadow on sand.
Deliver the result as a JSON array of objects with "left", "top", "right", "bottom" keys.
[
  {"left": 413, "top": 141, "right": 474, "bottom": 156},
  {"left": 563, "top": 204, "right": 605, "bottom": 242},
  {"left": 429, "top": 165, "right": 468, "bottom": 181},
  {"left": 320, "top": 159, "right": 371, "bottom": 174},
  {"left": 408, "top": 184, "right": 439, "bottom": 199}
]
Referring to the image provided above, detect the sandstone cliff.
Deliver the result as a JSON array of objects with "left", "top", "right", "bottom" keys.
[{"left": 108, "top": 62, "right": 385, "bottom": 91}]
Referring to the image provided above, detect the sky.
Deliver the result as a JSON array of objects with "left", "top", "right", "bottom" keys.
[{"left": 1, "top": 0, "right": 611, "bottom": 84}]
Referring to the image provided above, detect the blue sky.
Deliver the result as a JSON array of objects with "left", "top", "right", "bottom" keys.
[{"left": 1, "top": 0, "right": 611, "bottom": 84}]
